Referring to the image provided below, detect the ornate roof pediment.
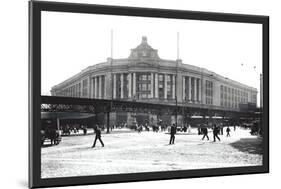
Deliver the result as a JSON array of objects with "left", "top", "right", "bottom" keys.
[{"left": 129, "top": 36, "right": 160, "bottom": 60}]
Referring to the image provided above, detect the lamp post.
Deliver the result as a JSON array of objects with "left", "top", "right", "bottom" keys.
[
  {"left": 175, "top": 74, "right": 178, "bottom": 128},
  {"left": 200, "top": 67, "right": 204, "bottom": 125},
  {"left": 175, "top": 32, "right": 179, "bottom": 128}
]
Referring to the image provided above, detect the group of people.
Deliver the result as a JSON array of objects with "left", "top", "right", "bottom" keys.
[
  {"left": 134, "top": 122, "right": 170, "bottom": 133},
  {"left": 61, "top": 124, "right": 88, "bottom": 136},
  {"left": 91, "top": 123, "right": 234, "bottom": 148},
  {"left": 201, "top": 124, "right": 232, "bottom": 142},
  {"left": 169, "top": 123, "right": 232, "bottom": 145}
]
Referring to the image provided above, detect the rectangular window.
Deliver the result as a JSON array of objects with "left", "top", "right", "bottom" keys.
[
  {"left": 78, "top": 83, "right": 81, "bottom": 97},
  {"left": 136, "top": 73, "right": 152, "bottom": 99},
  {"left": 205, "top": 80, "right": 213, "bottom": 105},
  {"left": 167, "top": 75, "right": 171, "bottom": 82},
  {"left": 158, "top": 74, "right": 165, "bottom": 99},
  {"left": 167, "top": 84, "right": 171, "bottom": 91},
  {"left": 82, "top": 79, "right": 88, "bottom": 97},
  {"left": 142, "top": 94, "right": 147, "bottom": 98}
]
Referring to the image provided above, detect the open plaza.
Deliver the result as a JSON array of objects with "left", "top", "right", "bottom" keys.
[{"left": 41, "top": 127, "right": 262, "bottom": 178}]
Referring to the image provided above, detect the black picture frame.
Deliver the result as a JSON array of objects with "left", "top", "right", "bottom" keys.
[{"left": 28, "top": 1, "right": 269, "bottom": 188}]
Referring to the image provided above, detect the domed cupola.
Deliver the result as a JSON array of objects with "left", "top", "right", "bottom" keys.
[{"left": 129, "top": 36, "right": 160, "bottom": 59}]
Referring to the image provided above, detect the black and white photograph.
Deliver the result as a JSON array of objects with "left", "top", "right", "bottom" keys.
[
  {"left": 39, "top": 9, "right": 265, "bottom": 179},
  {"left": 4, "top": 0, "right": 281, "bottom": 188}
]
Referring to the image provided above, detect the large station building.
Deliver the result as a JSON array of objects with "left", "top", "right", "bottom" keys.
[{"left": 51, "top": 36, "right": 257, "bottom": 126}]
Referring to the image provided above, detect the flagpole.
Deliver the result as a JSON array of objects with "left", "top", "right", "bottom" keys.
[
  {"left": 111, "top": 29, "right": 113, "bottom": 59},
  {"left": 176, "top": 32, "right": 179, "bottom": 128},
  {"left": 107, "top": 29, "right": 113, "bottom": 134},
  {"left": 177, "top": 32, "right": 179, "bottom": 60}
]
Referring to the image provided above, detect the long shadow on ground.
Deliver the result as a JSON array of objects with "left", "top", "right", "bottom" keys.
[{"left": 229, "top": 137, "right": 263, "bottom": 155}]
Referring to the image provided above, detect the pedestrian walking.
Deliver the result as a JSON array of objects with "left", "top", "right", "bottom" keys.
[
  {"left": 82, "top": 125, "right": 87, "bottom": 135},
  {"left": 169, "top": 123, "right": 177, "bottom": 145},
  {"left": 213, "top": 124, "right": 221, "bottom": 142},
  {"left": 92, "top": 125, "right": 104, "bottom": 148},
  {"left": 226, "top": 126, "right": 231, "bottom": 137},
  {"left": 201, "top": 126, "right": 209, "bottom": 140},
  {"left": 198, "top": 127, "right": 201, "bottom": 135},
  {"left": 137, "top": 124, "right": 142, "bottom": 133}
]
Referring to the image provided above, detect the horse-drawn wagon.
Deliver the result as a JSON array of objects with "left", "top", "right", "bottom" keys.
[{"left": 41, "top": 119, "right": 62, "bottom": 146}]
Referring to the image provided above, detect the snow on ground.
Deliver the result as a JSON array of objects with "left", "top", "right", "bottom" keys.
[{"left": 41, "top": 128, "right": 263, "bottom": 178}]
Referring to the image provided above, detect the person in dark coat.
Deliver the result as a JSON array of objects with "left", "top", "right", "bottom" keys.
[
  {"left": 92, "top": 125, "right": 104, "bottom": 148},
  {"left": 226, "top": 126, "right": 231, "bottom": 137},
  {"left": 169, "top": 123, "right": 177, "bottom": 145},
  {"left": 198, "top": 127, "right": 201, "bottom": 135},
  {"left": 201, "top": 126, "right": 209, "bottom": 140},
  {"left": 213, "top": 124, "right": 221, "bottom": 142}
]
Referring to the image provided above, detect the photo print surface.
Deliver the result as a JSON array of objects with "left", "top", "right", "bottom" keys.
[{"left": 41, "top": 11, "right": 263, "bottom": 179}]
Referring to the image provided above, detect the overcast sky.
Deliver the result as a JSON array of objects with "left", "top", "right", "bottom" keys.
[{"left": 41, "top": 11, "right": 262, "bottom": 106}]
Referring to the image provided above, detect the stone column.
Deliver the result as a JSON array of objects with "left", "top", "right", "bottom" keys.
[
  {"left": 164, "top": 74, "right": 168, "bottom": 99},
  {"left": 188, "top": 77, "right": 192, "bottom": 101},
  {"left": 88, "top": 77, "right": 91, "bottom": 98},
  {"left": 182, "top": 76, "right": 185, "bottom": 101},
  {"left": 198, "top": 78, "right": 201, "bottom": 102},
  {"left": 90, "top": 77, "right": 93, "bottom": 98},
  {"left": 109, "top": 112, "right": 117, "bottom": 127},
  {"left": 194, "top": 78, "right": 197, "bottom": 102},
  {"left": 79, "top": 82, "right": 82, "bottom": 98},
  {"left": 103, "top": 75, "right": 106, "bottom": 98},
  {"left": 99, "top": 76, "right": 102, "bottom": 99},
  {"left": 56, "top": 118, "right": 60, "bottom": 130},
  {"left": 202, "top": 79, "right": 206, "bottom": 105},
  {"left": 151, "top": 73, "right": 154, "bottom": 98},
  {"left": 113, "top": 74, "right": 116, "bottom": 99},
  {"left": 127, "top": 112, "right": 135, "bottom": 127},
  {"left": 120, "top": 73, "right": 124, "bottom": 99},
  {"left": 155, "top": 73, "right": 158, "bottom": 98},
  {"left": 133, "top": 73, "right": 136, "bottom": 99},
  {"left": 128, "top": 73, "right": 132, "bottom": 98},
  {"left": 73, "top": 85, "right": 75, "bottom": 97},
  {"left": 172, "top": 75, "right": 176, "bottom": 99},
  {"left": 171, "top": 115, "right": 176, "bottom": 125},
  {"left": 94, "top": 77, "right": 98, "bottom": 98}
]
